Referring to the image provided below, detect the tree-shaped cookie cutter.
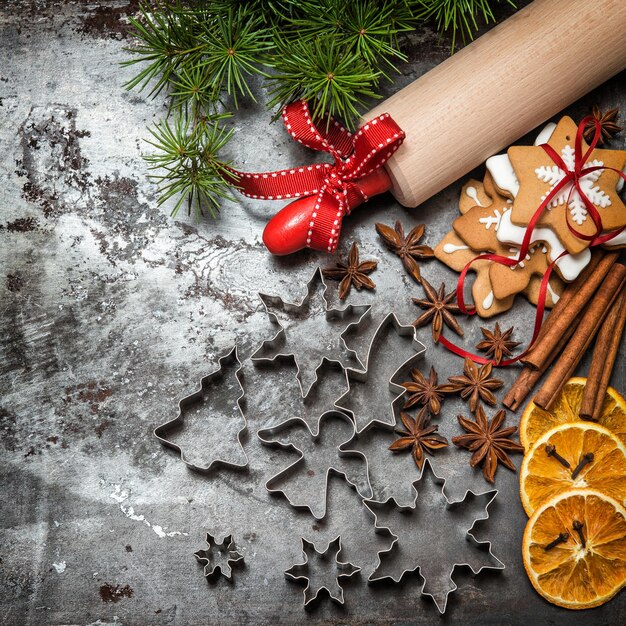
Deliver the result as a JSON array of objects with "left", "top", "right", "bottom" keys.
[
  {"left": 154, "top": 346, "right": 248, "bottom": 472},
  {"left": 194, "top": 533, "right": 244, "bottom": 582},
  {"left": 251, "top": 268, "right": 370, "bottom": 397},
  {"left": 335, "top": 312, "right": 426, "bottom": 433},
  {"left": 365, "top": 460, "right": 504, "bottom": 614},
  {"left": 285, "top": 536, "right": 360, "bottom": 607},
  {"left": 257, "top": 411, "right": 372, "bottom": 520}
]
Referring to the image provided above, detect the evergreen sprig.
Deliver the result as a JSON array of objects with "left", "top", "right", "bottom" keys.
[
  {"left": 267, "top": 35, "right": 382, "bottom": 127},
  {"left": 124, "top": 0, "right": 515, "bottom": 219},
  {"left": 144, "top": 112, "right": 235, "bottom": 218},
  {"left": 412, "top": 0, "right": 516, "bottom": 50}
]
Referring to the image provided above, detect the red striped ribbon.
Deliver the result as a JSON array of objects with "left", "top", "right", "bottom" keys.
[{"left": 226, "top": 100, "right": 405, "bottom": 252}]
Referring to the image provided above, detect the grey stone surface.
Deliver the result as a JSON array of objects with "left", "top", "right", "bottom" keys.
[{"left": 0, "top": 2, "right": 624, "bottom": 625}]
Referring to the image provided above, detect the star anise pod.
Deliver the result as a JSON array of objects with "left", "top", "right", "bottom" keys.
[
  {"left": 445, "top": 357, "right": 504, "bottom": 413},
  {"left": 452, "top": 405, "right": 524, "bottom": 484},
  {"left": 412, "top": 276, "right": 464, "bottom": 343},
  {"left": 389, "top": 407, "right": 449, "bottom": 470},
  {"left": 322, "top": 242, "right": 377, "bottom": 299},
  {"left": 475, "top": 323, "right": 520, "bottom": 365},
  {"left": 375, "top": 220, "right": 434, "bottom": 283},
  {"left": 400, "top": 366, "right": 450, "bottom": 415},
  {"left": 583, "top": 106, "right": 622, "bottom": 145}
]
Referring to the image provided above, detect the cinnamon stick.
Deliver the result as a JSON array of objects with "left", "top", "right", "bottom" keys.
[
  {"left": 502, "top": 312, "right": 582, "bottom": 411},
  {"left": 533, "top": 264, "right": 626, "bottom": 411},
  {"left": 521, "top": 251, "right": 618, "bottom": 370},
  {"left": 579, "top": 288, "right": 626, "bottom": 420}
]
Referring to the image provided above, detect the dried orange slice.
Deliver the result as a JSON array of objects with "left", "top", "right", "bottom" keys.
[
  {"left": 520, "top": 378, "right": 626, "bottom": 451},
  {"left": 522, "top": 489, "right": 626, "bottom": 609},
  {"left": 520, "top": 422, "right": 626, "bottom": 516}
]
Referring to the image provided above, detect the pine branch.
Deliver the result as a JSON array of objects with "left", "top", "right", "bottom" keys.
[
  {"left": 122, "top": 1, "right": 206, "bottom": 97},
  {"left": 266, "top": 35, "right": 382, "bottom": 130},
  {"left": 143, "top": 113, "right": 235, "bottom": 219},
  {"left": 411, "top": 0, "right": 516, "bottom": 50},
  {"left": 200, "top": 6, "right": 273, "bottom": 107}
]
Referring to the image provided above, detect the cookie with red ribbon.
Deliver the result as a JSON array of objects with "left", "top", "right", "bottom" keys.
[
  {"left": 435, "top": 230, "right": 563, "bottom": 316},
  {"left": 434, "top": 231, "right": 514, "bottom": 317},
  {"left": 506, "top": 116, "right": 626, "bottom": 255},
  {"left": 453, "top": 174, "right": 560, "bottom": 296}
]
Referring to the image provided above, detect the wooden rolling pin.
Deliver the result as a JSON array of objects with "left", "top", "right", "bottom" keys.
[
  {"left": 262, "top": 0, "right": 626, "bottom": 254},
  {"left": 368, "top": 0, "right": 626, "bottom": 207}
]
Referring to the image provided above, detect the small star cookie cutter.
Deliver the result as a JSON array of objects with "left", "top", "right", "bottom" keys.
[
  {"left": 194, "top": 533, "right": 244, "bottom": 582},
  {"left": 365, "top": 460, "right": 504, "bottom": 614},
  {"left": 154, "top": 346, "right": 248, "bottom": 473},
  {"left": 251, "top": 267, "right": 370, "bottom": 398},
  {"left": 285, "top": 536, "right": 360, "bottom": 607},
  {"left": 257, "top": 410, "right": 372, "bottom": 520},
  {"left": 334, "top": 312, "right": 426, "bottom": 433}
]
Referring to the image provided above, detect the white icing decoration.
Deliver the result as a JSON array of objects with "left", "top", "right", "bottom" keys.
[
  {"left": 496, "top": 209, "right": 591, "bottom": 281},
  {"left": 486, "top": 154, "right": 519, "bottom": 197},
  {"left": 535, "top": 144, "right": 609, "bottom": 225},
  {"left": 465, "top": 186, "right": 483, "bottom": 206},
  {"left": 479, "top": 208, "right": 503, "bottom": 230},
  {"left": 616, "top": 164, "right": 626, "bottom": 193},
  {"left": 482, "top": 291, "right": 494, "bottom": 310},
  {"left": 443, "top": 243, "right": 469, "bottom": 253},
  {"left": 486, "top": 123, "right": 557, "bottom": 197},
  {"left": 533, "top": 122, "right": 557, "bottom": 146},
  {"left": 602, "top": 227, "right": 626, "bottom": 248},
  {"left": 546, "top": 282, "right": 560, "bottom": 304}
]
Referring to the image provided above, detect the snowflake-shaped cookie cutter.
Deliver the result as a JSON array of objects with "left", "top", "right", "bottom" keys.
[
  {"left": 365, "top": 460, "right": 504, "bottom": 614},
  {"left": 251, "top": 268, "right": 370, "bottom": 397},
  {"left": 154, "top": 346, "right": 249, "bottom": 472},
  {"left": 194, "top": 533, "right": 244, "bottom": 582},
  {"left": 285, "top": 536, "right": 360, "bottom": 607},
  {"left": 257, "top": 411, "right": 372, "bottom": 520},
  {"left": 334, "top": 312, "right": 426, "bottom": 433}
]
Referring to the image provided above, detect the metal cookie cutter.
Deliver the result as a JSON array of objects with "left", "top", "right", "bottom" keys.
[
  {"left": 154, "top": 346, "right": 248, "bottom": 472},
  {"left": 194, "top": 533, "right": 244, "bottom": 582},
  {"left": 285, "top": 536, "right": 360, "bottom": 607},
  {"left": 365, "top": 460, "right": 504, "bottom": 614},
  {"left": 251, "top": 267, "right": 370, "bottom": 397},
  {"left": 257, "top": 411, "right": 372, "bottom": 520},
  {"left": 335, "top": 312, "right": 426, "bottom": 433}
]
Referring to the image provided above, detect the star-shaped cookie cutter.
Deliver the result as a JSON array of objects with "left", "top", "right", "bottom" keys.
[
  {"left": 365, "top": 460, "right": 504, "bottom": 614},
  {"left": 194, "top": 533, "right": 244, "bottom": 582},
  {"left": 251, "top": 267, "right": 370, "bottom": 397},
  {"left": 285, "top": 536, "right": 360, "bottom": 607},
  {"left": 154, "top": 346, "right": 248, "bottom": 472},
  {"left": 334, "top": 312, "right": 426, "bottom": 433}
]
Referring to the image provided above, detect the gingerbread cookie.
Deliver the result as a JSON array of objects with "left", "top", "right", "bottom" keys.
[
  {"left": 453, "top": 174, "right": 566, "bottom": 295},
  {"left": 525, "top": 273, "right": 565, "bottom": 309},
  {"left": 489, "top": 243, "right": 551, "bottom": 301},
  {"left": 459, "top": 178, "right": 492, "bottom": 215},
  {"left": 507, "top": 116, "right": 626, "bottom": 254},
  {"left": 434, "top": 231, "right": 514, "bottom": 318}
]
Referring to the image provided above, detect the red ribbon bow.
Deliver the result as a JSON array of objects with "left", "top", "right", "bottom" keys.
[
  {"left": 439, "top": 116, "right": 626, "bottom": 366},
  {"left": 227, "top": 100, "right": 405, "bottom": 252}
]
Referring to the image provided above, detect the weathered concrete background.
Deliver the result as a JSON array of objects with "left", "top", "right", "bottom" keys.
[{"left": 1, "top": 2, "right": 624, "bottom": 625}]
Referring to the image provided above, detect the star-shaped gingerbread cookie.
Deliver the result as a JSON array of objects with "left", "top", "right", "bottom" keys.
[{"left": 508, "top": 116, "right": 626, "bottom": 255}]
